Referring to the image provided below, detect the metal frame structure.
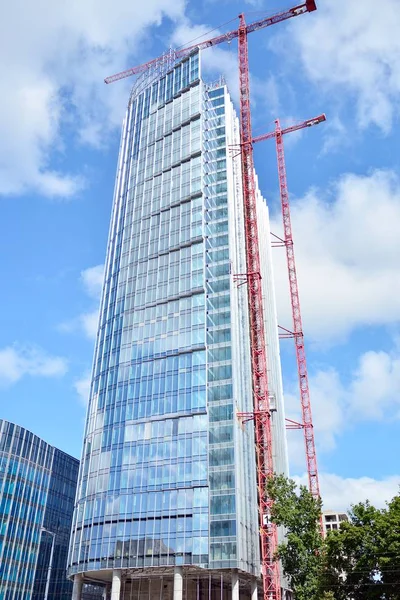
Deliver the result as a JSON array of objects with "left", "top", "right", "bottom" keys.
[
  {"left": 275, "top": 117, "right": 321, "bottom": 502},
  {"left": 237, "top": 12, "right": 280, "bottom": 600},
  {"left": 253, "top": 114, "right": 325, "bottom": 502},
  {"left": 105, "top": 2, "right": 317, "bottom": 85},
  {"left": 104, "top": 4, "right": 318, "bottom": 599}
]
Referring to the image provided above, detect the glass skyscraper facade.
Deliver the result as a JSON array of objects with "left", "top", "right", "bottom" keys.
[
  {"left": 68, "top": 50, "right": 288, "bottom": 599},
  {"left": 0, "top": 420, "right": 79, "bottom": 600}
]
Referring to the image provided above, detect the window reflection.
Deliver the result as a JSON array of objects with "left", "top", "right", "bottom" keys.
[{"left": 69, "top": 67, "right": 262, "bottom": 574}]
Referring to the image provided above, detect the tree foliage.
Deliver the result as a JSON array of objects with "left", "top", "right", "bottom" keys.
[
  {"left": 322, "top": 495, "right": 400, "bottom": 599},
  {"left": 267, "top": 475, "right": 400, "bottom": 600},
  {"left": 267, "top": 474, "right": 323, "bottom": 600}
]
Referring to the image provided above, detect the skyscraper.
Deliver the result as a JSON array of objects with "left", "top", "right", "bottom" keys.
[
  {"left": 0, "top": 420, "right": 79, "bottom": 600},
  {"left": 68, "top": 50, "right": 288, "bottom": 600}
]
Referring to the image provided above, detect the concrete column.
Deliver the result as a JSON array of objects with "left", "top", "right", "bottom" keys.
[
  {"left": 231, "top": 571, "right": 239, "bottom": 600},
  {"left": 72, "top": 574, "right": 83, "bottom": 600},
  {"left": 111, "top": 570, "right": 121, "bottom": 600},
  {"left": 251, "top": 578, "right": 258, "bottom": 600},
  {"left": 173, "top": 566, "right": 183, "bottom": 600}
]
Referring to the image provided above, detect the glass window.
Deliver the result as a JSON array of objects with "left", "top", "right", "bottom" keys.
[
  {"left": 189, "top": 53, "right": 199, "bottom": 83},
  {"left": 151, "top": 81, "right": 158, "bottom": 106},
  {"left": 208, "top": 384, "right": 232, "bottom": 402},
  {"left": 209, "top": 424, "right": 233, "bottom": 444},
  {"left": 182, "top": 60, "right": 190, "bottom": 89},
  {"left": 209, "top": 404, "right": 233, "bottom": 422},
  {"left": 210, "top": 519, "right": 236, "bottom": 537},
  {"left": 210, "top": 541, "right": 236, "bottom": 560},
  {"left": 159, "top": 77, "right": 166, "bottom": 104},
  {"left": 166, "top": 71, "right": 173, "bottom": 102},
  {"left": 174, "top": 64, "right": 182, "bottom": 95},
  {"left": 210, "top": 494, "right": 235, "bottom": 514},
  {"left": 208, "top": 364, "right": 232, "bottom": 383},
  {"left": 207, "top": 329, "right": 231, "bottom": 345},
  {"left": 209, "top": 470, "right": 235, "bottom": 491},
  {"left": 209, "top": 447, "right": 234, "bottom": 467},
  {"left": 208, "top": 87, "right": 224, "bottom": 98},
  {"left": 193, "top": 487, "right": 208, "bottom": 508},
  {"left": 210, "top": 313, "right": 231, "bottom": 331}
]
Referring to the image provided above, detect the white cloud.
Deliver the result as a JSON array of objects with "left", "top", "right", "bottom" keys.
[
  {"left": 251, "top": 75, "right": 281, "bottom": 125},
  {"left": 80, "top": 310, "right": 101, "bottom": 340},
  {"left": 81, "top": 264, "right": 104, "bottom": 300},
  {"left": 319, "top": 115, "right": 347, "bottom": 155},
  {"left": 0, "top": 344, "right": 68, "bottom": 385},
  {"left": 79, "top": 265, "right": 104, "bottom": 339},
  {"left": 74, "top": 373, "right": 92, "bottom": 407},
  {"left": 285, "top": 345, "right": 400, "bottom": 468},
  {"left": 286, "top": 368, "right": 343, "bottom": 461},
  {"left": 0, "top": 0, "right": 185, "bottom": 197},
  {"left": 294, "top": 472, "right": 400, "bottom": 512},
  {"left": 2, "top": 2, "right": 288, "bottom": 198},
  {"left": 271, "top": 169, "right": 400, "bottom": 344},
  {"left": 287, "top": 0, "right": 400, "bottom": 132},
  {"left": 349, "top": 350, "right": 400, "bottom": 419},
  {"left": 59, "top": 264, "right": 103, "bottom": 339}
]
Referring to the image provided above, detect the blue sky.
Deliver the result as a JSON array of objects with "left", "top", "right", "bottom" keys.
[{"left": 1, "top": 0, "right": 399, "bottom": 511}]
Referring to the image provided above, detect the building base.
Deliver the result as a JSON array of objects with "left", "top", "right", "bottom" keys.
[{"left": 72, "top": 568, "right": 262, "bottom": 599}]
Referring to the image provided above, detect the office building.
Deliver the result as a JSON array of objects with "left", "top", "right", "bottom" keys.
[
  {"left": 0, "top": 419, "right": 79, "bottom": 600},
  {"left": 68, "top": 49, "right": 289, "bottom": 599}
]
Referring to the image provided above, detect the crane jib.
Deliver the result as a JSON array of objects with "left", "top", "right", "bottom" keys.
[{"left": 104, "top": 0, "right": 317, "bottom": 85}]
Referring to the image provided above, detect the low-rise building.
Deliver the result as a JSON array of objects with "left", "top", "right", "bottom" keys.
[
  {"left": 322, "top": 510, "right": 349, "bottom": 536},
  {"left": 0, "top": 419, "right": 79, "bottom": 600}
]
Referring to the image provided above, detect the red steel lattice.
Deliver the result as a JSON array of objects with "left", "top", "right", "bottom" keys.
[
  {"left": 104, "top": 2, "right": 317, "bottom": 85},
  {"left": 238, "top": 13, "right": 281, "bottom": 600},
  {"left": 252, "top": 114, "right": 325, "bottom": 501},
  {"left": 275, "top": 118, "right": 321, "bottom": 500}
]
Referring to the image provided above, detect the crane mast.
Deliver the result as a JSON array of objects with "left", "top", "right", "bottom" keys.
[
  {"left": 104, "top": 5, "right": 318, "bottom": 598},
  {"left": 252, "top": 114, "right": 325, "bottom": 503},
  {"left": 238, "top": 13, "right": 281, "bottom": 600},
  {"left": 274, "top": 118, "right": 321, "bottom": 500}
]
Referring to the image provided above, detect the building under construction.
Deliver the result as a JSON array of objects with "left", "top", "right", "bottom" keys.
[{"left": 68, "top": 4, "right": 320, "bottom": 599}]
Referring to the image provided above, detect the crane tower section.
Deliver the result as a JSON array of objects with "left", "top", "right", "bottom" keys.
[
  {"left": 275, "top": 118, "right": 321, "bottom": 500},
  {"left": 237, "top": 14, "right": 281, "bottom": 600},
  {"left": 252, "top": 114, "right": 325, "bottom": 502}
]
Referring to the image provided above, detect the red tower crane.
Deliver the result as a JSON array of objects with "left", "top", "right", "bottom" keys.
[
  {"left": 253, "top": 114, "right": 325, "bottom": 501},
  {"left": 105, "top": 2, "right": 317, "bottom": 85},
  {"left": 105, "top": 5, "right": 318, "bottom": 599}
]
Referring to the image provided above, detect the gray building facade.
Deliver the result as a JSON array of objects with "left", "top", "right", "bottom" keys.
[{"left": 68, "top": 50, "right": 288, "bottom": 599}]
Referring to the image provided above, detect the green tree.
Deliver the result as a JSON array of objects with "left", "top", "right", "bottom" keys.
[
  {"left": 267, "top": 474, "right": 323, "bottom": 600},
  {"left": 321, "top": 593, "right": 335, "bottom": 600},
  {"left": 322, "top": 495, "right": 400, "bottom": 599},
  {"left": 267, "top": 474, "right": 400, "bottom": 599}
]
